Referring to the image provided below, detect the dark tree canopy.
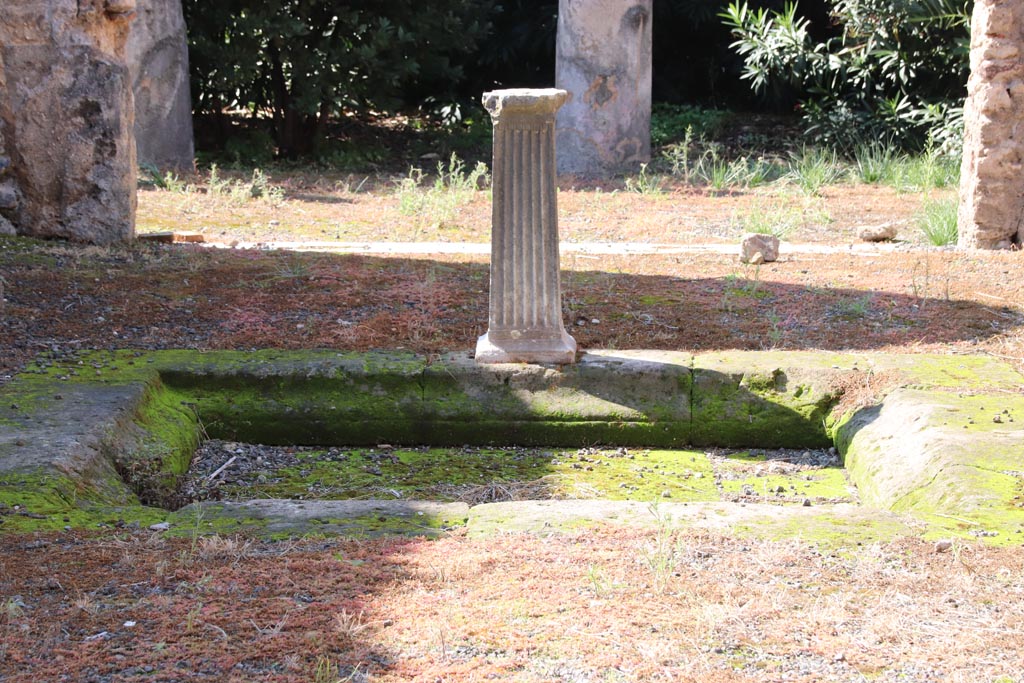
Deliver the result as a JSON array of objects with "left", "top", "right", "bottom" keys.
[{"left": 182, "top": 1, "right": 972, "bottom": 157}]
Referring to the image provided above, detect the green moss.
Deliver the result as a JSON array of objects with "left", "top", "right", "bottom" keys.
[
  {"left": 638, "top": 295, "right": 680, "bottom": 306},
  {"left": 164, "top": 501, "right": 466, "bottom": 539},
  {"left": 729, "top": 510, "right": 917, "bottom": 549},
  {"left": 196, "top": 447, "right": 721, "bottom": 504},
  {"left": 113, "top": 381, "right": 202, "bottom": 507},
  {"left": 716, "top": 453, "right": 854, "bottom": 503},
  {"left": 0, "top": 472, "right": 168, "bottom": 533},
  {"left": 5, "top": 349, "right": 1024, "bottom": 543}
]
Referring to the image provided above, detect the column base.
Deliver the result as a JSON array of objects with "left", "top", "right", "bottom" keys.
[{"left": 475, "top": 329, "right": 578, "bottom": 365}]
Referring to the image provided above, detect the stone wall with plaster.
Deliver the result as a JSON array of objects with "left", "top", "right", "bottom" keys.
[
  {"left": 555, "top": 0, "right": 653, "bottom": 177},
  {"left": 958, "top": 0, "right": 1024, "bottom": 249},
  {"left": 0, "top": 0, "right": 137, "bottom": 244},
  {"left": 126, "top": 0, "right": 193, "bottom": 170}
]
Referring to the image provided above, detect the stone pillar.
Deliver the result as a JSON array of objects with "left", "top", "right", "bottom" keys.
[
  {"left": 0, "top": 0, "right": 137, "bottom": 244},
  {"left": 476, "top": 89, "right": 577, "bottom": 365},
  {"left": 958, "top": 0, "right": 1024, "bottom": 249},
  {"left": 555, "top": 0, "right": 653, "bottom": 177},
  {"left": 127, "top": 0, "right": 195, "bottom": 171}
]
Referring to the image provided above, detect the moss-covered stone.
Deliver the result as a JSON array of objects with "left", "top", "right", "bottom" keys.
[
  {"left": 838, "top": 388, "right": 1024, "bottom": 545},
  {"left": 193, "top": 446, "right": 721, "bottom": 504},
  {"left": 3, "top": 348, "right": 1023, "bottom": 544},
  {"left": 691, "top": 353, "right": 842, "bottom": 448},
  {"left": 167, "top": 499, "right": 469, "bottom": 538},
  {"left": 466, "top": 500, "right": 917, "bottom": 548}
]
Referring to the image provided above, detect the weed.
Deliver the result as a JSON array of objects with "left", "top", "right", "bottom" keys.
[
  {"left": 852, "top": 142, "right": 902, "bottom": 184},
  {"left": 692, "top": 144, "right": 732, "bottom": 190},
  {"left": 731, "top": 155, "right": 782, "bottom": 187},
  {"left": 916, "top": 196, "right": 958, "bottom": 246},
  {"left": 785, "top": 146, "right": 844, "bottom": 195},
  {"left": 396, "top": 153, "right": 488, "bottom": 230},
  {"left": 640, "top": 502, "right": 680, "bottom": 593},
  {"left": 207, "top": 164, "right": 232, "bottom": 196},
  {"left": 205, "top": 166, "right": 285, "bottom": 205},
  {"left": 766, "top": 309, "right": 784, "bottom": 348},
  {"left": 74, "top": 593, "right": 99, "bottom": 616},
  {"left": 2, "top": 596, "right": 25, "bottom": 620},
  {"left": 271, "top": 258, "right": 311, "bottom": 280},
  {"left": 314, "top": 661, "right": 366, "bottom": 683},
  {"left": 890, "top": 152, "right": 960, "bottom": 191},
  {"left": 195, "top": 534, "right": 253, "bottom": 565},
  {"left": 250, "top": 614, "right": 288, "bottom": 636},
  {"left": 245, "top": 169, "right": 285, "bottom": 203},
  {"left": 661, "top": 125, "right": 695, "bottom": 181},
  {"left": 140, "top": 163, "right": 188, "bottom": 193},
  {"left": 334, "top": 609, "right": 371, "bottom": 642},
  {"left": 335, "top": 175, "right": 371, "bottom": 194},
  {"left": 624, "top": 163, "right": 665, "bottom": 195},
  {"left": 739, "top": 203, "right": 800, "bottom": 240},
  {"left": 586, "top": 565, "right": 616, "bottom": 598},
  {"left": 831, "top": 295, "right": 873, "bottom": 320},
  {"left": 727, "top": 265, "right": 765, "bottom": 298}
]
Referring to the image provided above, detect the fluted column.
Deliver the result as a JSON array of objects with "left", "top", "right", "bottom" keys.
[{"left": 476, "top": 89, "right": 577, "bottom": 365}]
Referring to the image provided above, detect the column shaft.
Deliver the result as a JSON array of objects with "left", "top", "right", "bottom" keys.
[{"left": 476, "top": 89, "right": 577, "bottom": 364}]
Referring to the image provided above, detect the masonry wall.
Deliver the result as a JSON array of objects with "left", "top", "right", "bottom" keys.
[
  {"left": 0, "top": 0, "right": 137, "bottom": 244},
  {"left": 958, "top": 0, "right": 1024, "bottom": 249}
]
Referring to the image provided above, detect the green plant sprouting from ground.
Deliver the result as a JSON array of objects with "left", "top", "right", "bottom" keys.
[
  {"left": 658, "top": 133, "right": 956, "bottom": 194},
  {"left": 140, "top": 163, "right": 189, "bottom": 193},
  {"left": 786, "top": 146, "right": 844, "bottom": 195},
  {"left": 739, "top": 203, "right": 799, "bottom": 240},
  {"left": 396, "top": 153, "right": 489, "bottom": 229},
  {"left": 916, "top": 196, "right": 959, "bottom": 246},
  {"left": 206, "top": 165, "right": 286, "bottom": 205},
  {"left": 640, "top": 502, "right": 682, "bottom": 593},
  {"left": 625, "top": 163, "right": 665, "bottom": 195},
  {"left": 852, "top": 143, "right": 960, "bottom": 190}
]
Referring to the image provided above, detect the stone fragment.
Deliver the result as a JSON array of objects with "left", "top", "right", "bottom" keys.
[
  {"left": 126, "top": 0, "right": 194, "bottom": 170},
  {"left": 476, "top": 89, "right": 577, "bottom": 365},
  {"left": 0, "top": 183, "right": 17, "bottom": 211},
  {"left": 137, "top": 230, "right": 205, "bottom": 244},
  {"left": 555, "top": 0, "right": 653, "bottom": 176},
  {"left": 740, "top": 233, "right": 779, "bottom": 263},
  {"left": 857, "top": 223, "right": 897, "bottom": 242},
  {"left": 0, "top": 216, "right": 15, "bottom": 237},
  {"left": 0, "top": 0, "right": 137, "bottom": 243},
  {"left": 958, "top": 0, "right": 1024, "bottom": 249}
]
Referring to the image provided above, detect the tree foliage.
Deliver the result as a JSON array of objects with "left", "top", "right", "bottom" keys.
[
  {"left": 723, "top": 0, "right": 972, "bottom": 151},
  {"left": 183, "top": 0, "right": 495, "bottom": 157}
]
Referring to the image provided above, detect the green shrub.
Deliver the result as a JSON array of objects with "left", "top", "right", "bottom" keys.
[{"left": 723, "top": 0, "right": 971, "bottom": 151}]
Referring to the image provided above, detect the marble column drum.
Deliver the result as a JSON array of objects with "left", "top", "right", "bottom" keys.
[{"left": 475, "top": 89, "right": 578, "bottom": 365}]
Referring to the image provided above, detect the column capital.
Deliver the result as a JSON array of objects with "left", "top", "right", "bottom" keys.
[{"left": 482, "top": 89, "right": 569, "bottom": 120}]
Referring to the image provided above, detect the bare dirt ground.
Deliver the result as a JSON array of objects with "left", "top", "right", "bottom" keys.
[
  {"left": 2, "top": 529, "right": 1023, "bottom": 683},
  {"left": 2, "top": 174, "right": 1024, "bottom": 682}
]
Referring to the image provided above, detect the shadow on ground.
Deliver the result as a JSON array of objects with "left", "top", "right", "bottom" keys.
[{"left": 1, "top": 240, "right": 1020, "bottom": 378}]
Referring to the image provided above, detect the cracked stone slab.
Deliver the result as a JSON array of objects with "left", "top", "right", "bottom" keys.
[
  {"left": 466, "top": 500, "right": 917, "bottom": 546},
  {"left": 170, "top": 499, "right": 470, "bottom": 538}
]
